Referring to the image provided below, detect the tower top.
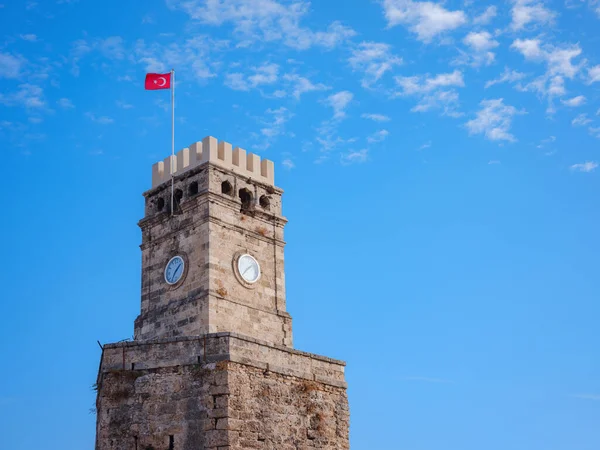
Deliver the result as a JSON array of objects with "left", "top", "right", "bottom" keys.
[{"left": 151, "top": 135, "right": 275, "bottom": 188}]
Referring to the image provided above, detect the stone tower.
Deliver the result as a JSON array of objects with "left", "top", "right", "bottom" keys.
[{"left": 95, "top": 136, "right": 350, "bottom": 450}]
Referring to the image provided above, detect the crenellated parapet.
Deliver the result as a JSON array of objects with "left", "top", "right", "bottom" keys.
[{"left": 151, "top": 136, "right": 275, "bottom": 188}]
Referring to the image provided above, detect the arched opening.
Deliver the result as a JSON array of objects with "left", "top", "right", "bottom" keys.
[
  {"left": 221, "top": 180, "right": 233, "bottom": 196},
  {"left": 157, "top": 197, "right": 165, "bottom": 211},
  {"left": 174, "top": 189, "right": 183, "bottom": 202},
  {"left": 239, "top": 188, "right": 253, "bottom": 213},
  {"left": 188, "top": 181, "right": 198, "bottom": 196},
  {"left": 259, "top": 195, "right": 270, "bottom": 210}
]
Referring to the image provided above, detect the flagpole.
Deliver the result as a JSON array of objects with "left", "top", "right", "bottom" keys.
[{"left": 170, "top": 68, "right": 175, "bottom": 216}]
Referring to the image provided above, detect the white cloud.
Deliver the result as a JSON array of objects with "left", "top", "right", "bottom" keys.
[
  {"left": 485, "top": 68, "right": 527, "bottom": 88},
  {"left": 418, "top": 141, "right": 431, "bottom": 150},
  {"left": 348, "top": 42, "right": 402, "bottom": 88},
  {"left": 134, "top": 36, "right": 226, "bottom": 82},
  {"left": 57, "top": 98, "right": 74, "bottom": 109},
  {"left": 20, "top": 34, "right": 37, "bottom": 41},
  {"left": 572, "top": 114, "right": 591, "bottom": 126},
  {"left": 511, "top": 39, "right": 583, "bottom": 79},
  {"left": 382, "top": 0, "right": 467, "bottom": 43},
  {"left": 225, "top": 62, "right": 279, "bottom": 91},
  {"left": 473, "top": 6, "right": 497, "bottom": 25},
  {"left": 461, "top": 31, "right": 499, "bottom": 66},
  {"left": 367, "top": 129, "right": 390, "bottom": 143},
  {"left": 511, "top": 38, "right": 584, "bottom": 113},
  {"left": 253, "top": 107, "right": 293, "bottom": 150},
  {"left": 0, "top": 84, "right": 45, "bottom": 109},
  {"left": 394, "top": 70, "right": 464, "bottom": 116},
  {"left": 570, "top": 162, "right": 598, "bottom": 172},
  {"left": 536, "top": 135, "right": 556, "bottom": 148},
  {"left": 510, "top": 0, "right": 557, "bottom": 30},
  {"left": 142, "top": 14, "right": 155, "bottom": 24},
  {"left": 325, "top": 91, "right": 354, "bottom": 120},
  {"left": 85, "top": 112, "right": 114, "bottom": 124},
  {"left": 116, "top": 101, "right": 133, "bottom": 109},
  {"left": 589, "top": 127, "right": 600, "bottom": 139},
  {"left": 588, "top": 65, "right": 600, "bottom": 84},
  {"left": 466, "top": 98, "right": 525, "bottom": 142},
  {"left": 488, "top": 160, "right": 501, "bottom": 165},
  {"left": 361, "top": 113, "right": 391, "bottom": 122},
  {"left": 396, "top": 70, "right": 464, "bottom": 94},
  {"left": 0, "top": 52, "right": 25, "bottom": 78},
  {"left": 341, "top": 149, "right": 369, "bottom": 164},
  {"left": 166, "top": 0, "right": 355, "bottom": 50},
  {"left": 562, "top": 95, "right": 586, "bottom": 107},
  {"left": 464, "top": 31, "right": 498, "bottom": 52},
  {"left": 282, "top": 73, "right": 329, "bottom": 99},
  {"left": 281, "top": 158, "right": 295, "bottom": 169}
]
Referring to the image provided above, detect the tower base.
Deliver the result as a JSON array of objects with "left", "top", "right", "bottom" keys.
[{"left": 95, "top": 333, "right": 349, "bottom": 450}]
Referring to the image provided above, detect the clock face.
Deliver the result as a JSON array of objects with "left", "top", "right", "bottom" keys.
[
  {"left": 237, "top": 254, "right": 260, "bottom": 284},
  {"left": 164, "top": 256, "right": 185, "bottom": 285}
]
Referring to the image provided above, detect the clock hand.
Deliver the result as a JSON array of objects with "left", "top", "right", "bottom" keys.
[
  {"left": 242, "top": 265, "right": 252, "bottom": 276},
  {"left": 173, "top": 264, "right": 182, "bottom": 278}
]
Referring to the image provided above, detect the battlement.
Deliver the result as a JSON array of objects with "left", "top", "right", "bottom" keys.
[{"left": 151, "top": 136, "right": 275, "bottom": 188}]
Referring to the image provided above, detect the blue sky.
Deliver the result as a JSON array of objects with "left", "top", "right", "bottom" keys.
[{"left": 1, "top": 0, "right": 600, "bottom": 449}]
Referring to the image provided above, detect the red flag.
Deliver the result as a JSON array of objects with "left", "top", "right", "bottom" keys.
[{"left": 145, "top": 72, "right": 171, "bottom": 90}]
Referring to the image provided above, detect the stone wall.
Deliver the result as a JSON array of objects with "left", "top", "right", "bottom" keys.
[
  {"left": 96, "top": 334, "right": 349, "bottom": 450},
  {"left": 227, "top": 362, "right": 349, "bottom": 450}
]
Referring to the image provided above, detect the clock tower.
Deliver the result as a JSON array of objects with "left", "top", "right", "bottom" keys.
[{"left": 95, "top": 136, "right": 350, "bottom": 450}]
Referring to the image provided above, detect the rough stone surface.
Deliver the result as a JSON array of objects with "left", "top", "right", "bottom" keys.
[{"left": 96, "top": 359, "right": 349, "bottom": 450}]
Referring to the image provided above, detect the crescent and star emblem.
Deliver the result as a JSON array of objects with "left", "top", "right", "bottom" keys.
[{"left": 154, "top": 77, "right": 167, "bottom": 87}]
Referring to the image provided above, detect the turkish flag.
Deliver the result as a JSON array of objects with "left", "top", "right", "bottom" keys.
[{"left": 145, "top": 72, "right": 171, "bottom": 90}]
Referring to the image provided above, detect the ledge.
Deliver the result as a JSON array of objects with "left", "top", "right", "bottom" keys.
[{"left": 100, "top": 332, "right": 347, "bottom": 388}]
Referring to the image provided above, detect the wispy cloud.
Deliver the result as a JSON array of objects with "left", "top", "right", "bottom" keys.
[
  {"left": 116, "top": 101, "right": 133, "bottom": 109},
  {"left": 510, "top": 0, "right": 557, "bottom": 31},
  {"left": 281, "top": 73, "right": 329, "bottom": 99},
  {"left": 341, "top": 149, "right": 369, "bottom": 164},
  {"left": 485, "top": 68, "right": 527, "bottom": 89},
  {"left": 394, "top": 70, "right": 465, "bottom": 116},
  {"left": 253, "top": 107, "right": 293, "bottom": 150},
  {"left": 466, "top": 98, "right": 525, "bottom": 143},
  {"left": 167, "top": 0, "right": 355, "bottom": 50},
  {"left": 382, "top": 0, "right": 467, "bottom": 43},
  {"left": 361, "top": 113, "right": 390, "bottom": 122},
  {"left": 572, "top": 114, "right": 591, "bottom": 126},
  {"left": 589, "top": 65, "right": 600, "bottom": 84},
  {"left": 459, "top": 31, "right": 499, "bottom": 67},
  {"left": 0, "top": 84, "right": 45, "bottom": 109},
  {"left": 473, "top": 6, "right": 497, "bottom": 25},
  {"left": 348, "top": 41, "right": 402, "bottom": 88},
  {"left": 562, "top": 95, "right": 586, "bottom": 107},
  {"left": 570, "top": 161, "right": 598, "bottom": 172},
  {"left": 325, "top": 91, "right": 354, "bottom": 120},
  {"left": 367, "top": 129, "right": 390, "bottom": 143},
  {"left": 281, "top": 158, "right": 295, "bottom": 169},
  {"left": 511, "top": 38, "right": 584, "bottom": 113},
  {"left": 85, "top": 112, "right": 114, "bottom": 124},
  {"left": 225, "top": 62, "right": 279, "bottom": 91},
  {"left": 0, "top": 52, "right": 26, "bottom": 78},
  {"left": 57, "top": 98, "right": 74, "bottom": 109}
]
